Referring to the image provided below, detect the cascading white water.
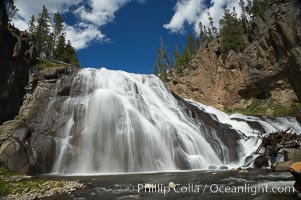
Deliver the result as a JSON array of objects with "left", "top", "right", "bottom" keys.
[
  {"left": 51, "top": 68, "right": 301, "bottom": 175},
  {"left": 188, "top": 101, "right": 301, "bottom": 167}
]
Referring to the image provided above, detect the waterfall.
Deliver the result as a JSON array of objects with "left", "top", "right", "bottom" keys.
[{"left": 51, "top": 68, "right": 301, "bottom": 175}]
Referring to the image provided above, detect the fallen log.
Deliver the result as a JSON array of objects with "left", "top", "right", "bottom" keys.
[{"left": 256, "top": 128, "right": 301, "bottom": 155}]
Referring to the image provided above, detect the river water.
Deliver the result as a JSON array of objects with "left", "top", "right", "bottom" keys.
[{"left": 46, "top": 170, "right": 298, "bottom": 200}]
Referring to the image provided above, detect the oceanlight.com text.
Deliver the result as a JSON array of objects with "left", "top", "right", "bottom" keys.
[{"left": 126, "top": 183, "right": 295, "bottom": 196}]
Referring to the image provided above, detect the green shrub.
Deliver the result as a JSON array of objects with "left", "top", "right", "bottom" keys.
[
  {"left": 35, "top": 59, "right": 57, "bottom": 68},
  {"left": 223, "top": 100, "right": 301, "bottom": 117}
]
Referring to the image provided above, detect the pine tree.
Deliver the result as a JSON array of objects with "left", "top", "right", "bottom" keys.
[
  {"left": 63, "top": 40, "right": 80, "bottom": 67},
  {"left": 154, "top": 50, "right": 167, "bottom": 80},
  {"left": 28, "top": 15, "right": 36, "bottom": 34},
  {"left": 199, "top": 22, "right": 210, "bottom": 46},
  {"left": 239, "top": 0, "right": 248, "bottom": 33},
  {"left": 36, "top": 5, "right": 52, "bottom": 58},
  {"left": 183, "top": 34, "right": 196, "bottom": 67},
  {"left": 55, "top": 33, "right": 66, "bottom": 61},
  {"left": 186, "top": 34, "right": 196, "bottom": 56},
  {"left": 207, "top": 12, "right": 217, "bottom": 39},
  {"left": 154, "top": 38, "right": 170, "bottom": 81},
  {"left": 173, "top": 45, "right": 182, "bottom": 74},
  {"left": 219, "top": 8, "right": 246, "bottom": 53},
  {"left": 25, "top": 5, "right": 80, "bottom": 67},
  {"left": 53, "top": 12, "right": 63, "bottom": 37},
  {"left": 53, "top": 12, "right": 64, "bottom": 58}
]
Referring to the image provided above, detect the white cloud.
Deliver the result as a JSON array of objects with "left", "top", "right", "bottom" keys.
[
  {"left": 164, "top": 0, "right": 248, "bottom": 35},
  {"left": 74, "top": 0, "right": 132, "bottom": 26},
  {"left": 13, "top": 0, "right": 144, "bottom": 50},
  {"left": 64, "top": 23, "right": 106, "bottom": 49},
  {"left": 14, "top": 0, "right": 82, "bottom": 23},
  {"left": 163, "top": 0, "right": 205, "bottom": 33}
]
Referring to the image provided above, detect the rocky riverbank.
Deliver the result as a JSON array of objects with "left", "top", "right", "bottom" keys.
[{"left": 0, "top": 167, "right": 85, "bottom": 200}]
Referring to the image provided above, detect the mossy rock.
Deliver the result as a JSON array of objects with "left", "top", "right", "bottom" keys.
[{"left": 224, "top": 99, "right": 301, "bottom": 117}]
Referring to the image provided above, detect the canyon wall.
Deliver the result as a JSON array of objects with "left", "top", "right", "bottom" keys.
[{"left": 167, "top": 2, "right": 301, "bottom": 115}]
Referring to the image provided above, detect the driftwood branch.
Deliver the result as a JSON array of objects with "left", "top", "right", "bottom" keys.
[{"left": 256, "top": 128, "right": 301, "bottom": 155}]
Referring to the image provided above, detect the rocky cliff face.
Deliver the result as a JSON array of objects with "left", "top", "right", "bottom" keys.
[
  {"left": 0, "top": 65, "right": 79, "bottom": 174},
  {"left": 0, "top": 6, "right": 81, "bottom": 174},
  {"left": 166, "top": 2, "right": 301, "bottom": 114},
  {"left": 0, "top": 10, "right": 36, "bottom": 124}
]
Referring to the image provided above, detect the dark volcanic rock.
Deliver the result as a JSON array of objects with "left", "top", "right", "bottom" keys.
[{"left": 0, "top": 11, "right": 36, "bottom": 124}]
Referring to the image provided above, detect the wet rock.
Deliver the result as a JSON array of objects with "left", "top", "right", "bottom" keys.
[
  {"left": 244, "top": 155, "right": 254, "bottom": 166},
  {"left": 272, "top": 161, "right": 294, "bottom": 172},
  {"left": 208, "top": 166, "right": 218, "bottom": 170},
  {"left": 31, "top": 135, "right": 56, "bottom": 173},
  {"left": 254, "top": 155, "right": 269, "bottom": 169},
  {"left": 219, "top": 166, "right": 229, "bottom": 170}
]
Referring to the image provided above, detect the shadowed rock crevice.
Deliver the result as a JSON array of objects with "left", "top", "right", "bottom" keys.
[{"left": 0, "top": 9, "right": 36, "bottom": 124}]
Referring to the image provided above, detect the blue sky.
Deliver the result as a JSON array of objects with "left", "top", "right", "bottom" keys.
[
  {"left": 76, "top": 0, "right": 190, "bottom": 74},
  {"left": 13, "top": 0, "right": 243, "bottom": 74}
]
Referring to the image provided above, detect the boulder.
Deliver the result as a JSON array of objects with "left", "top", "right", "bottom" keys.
[
  {"left": 290, "top": 162, "right": 301, "bottom": 192},
  {"left": 253, "top": 155, "right": 269, "bottom": 168},
  {"left": 272, "top": 161, "right": 294, "bottom": 171},
  {"left": 220, "top": 166, "right": 229, "bottom": 170},
  {"left": 284, "top": 148, "right": 301, "bottom": 162},
  {"left": 0, "top": 139, "right": 32, "bottom": 174},
  {"left": 31, "top": 135, "right": 56, "bottom": 174}
]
